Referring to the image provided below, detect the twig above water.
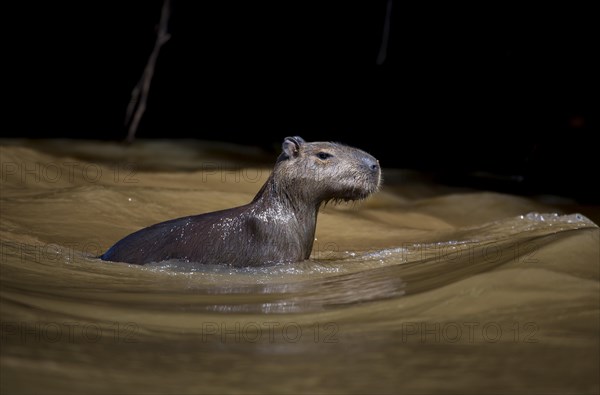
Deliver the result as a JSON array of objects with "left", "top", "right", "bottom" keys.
[
  {"left": 125, "top": 0, "right": 171, "bottom": 143},
  {"left": 376, "top": 0, "right": 393, "bottom": 65}
]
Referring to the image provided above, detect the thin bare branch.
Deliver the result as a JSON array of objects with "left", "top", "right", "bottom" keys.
[
  {"left": 376, "top": 0, "right": 393, "bottom": 65},
  {"left": 125, "top": 0, "right": 171, "bottom": 143}
]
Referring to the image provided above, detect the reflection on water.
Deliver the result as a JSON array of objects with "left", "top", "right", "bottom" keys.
[{"left": 1, "top": 140, "right": 599, "bottom": 394}]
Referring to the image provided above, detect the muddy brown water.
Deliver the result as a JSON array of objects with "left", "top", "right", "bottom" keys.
[{"left": 1, "top": 139, "right": 598, "bottom": 394}]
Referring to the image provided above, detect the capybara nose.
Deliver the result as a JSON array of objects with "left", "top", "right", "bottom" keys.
[{"left": 362, "top": 155, "right": 380, "bottom": 173}]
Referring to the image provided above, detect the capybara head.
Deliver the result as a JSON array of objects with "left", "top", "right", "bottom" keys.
[{"left": 273, "top": 136, "right": 381, "bottom": 204}]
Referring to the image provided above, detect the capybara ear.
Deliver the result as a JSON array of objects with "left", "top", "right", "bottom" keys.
[{"left": 282, "top": 136, "right": 305, "bottom": 158}]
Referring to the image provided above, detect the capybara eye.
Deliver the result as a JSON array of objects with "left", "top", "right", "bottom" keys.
[{"left": 316, "top": 152, "right": 332, "bottom": 160}]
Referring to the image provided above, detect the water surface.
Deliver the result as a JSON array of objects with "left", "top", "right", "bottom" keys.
[{"left": 1, "top": 140, "right": 598, "bottom": 394}]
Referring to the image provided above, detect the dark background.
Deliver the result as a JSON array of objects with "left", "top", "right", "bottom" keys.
[{"left": 10, "top": 1, "right": 599, "bottom": 202}]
